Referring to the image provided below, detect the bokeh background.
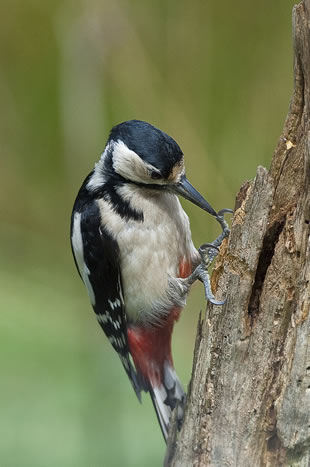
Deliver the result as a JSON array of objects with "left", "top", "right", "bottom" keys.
[{"left": 1, "top": 1, "right": 296, "bottom": 465}]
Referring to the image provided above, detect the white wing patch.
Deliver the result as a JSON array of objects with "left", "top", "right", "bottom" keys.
[
  {"left": 97, "top": 313, "right": 109, "bottom": 324},
  {"left": 71, "top": 212, "right": 96, "bottom": 305},
  {"left": 108, "top": 298, "right": 121, "bottom": 310},
  {"left": 97, "top": 311, "right": 122, "bottom": 329}
]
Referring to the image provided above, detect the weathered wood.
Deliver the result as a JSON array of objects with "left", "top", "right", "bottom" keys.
[{"left": 165, "top": 1, "right": 310, "bottom": 466}]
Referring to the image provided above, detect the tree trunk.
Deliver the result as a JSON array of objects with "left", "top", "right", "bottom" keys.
[{"left": 165, "top": 1, "right": 310, "bottom": 466}]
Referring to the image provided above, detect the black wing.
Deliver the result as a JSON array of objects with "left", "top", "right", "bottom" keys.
[{"left": 70, "top": 190, "right": 142, "bottom": 400}]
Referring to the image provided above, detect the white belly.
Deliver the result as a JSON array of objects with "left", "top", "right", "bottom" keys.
[{"left": 97, "top": 186, "right": 197, "bottom": 321}]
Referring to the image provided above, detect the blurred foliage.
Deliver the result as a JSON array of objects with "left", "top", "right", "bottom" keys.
[{"left": 0, "top": 0, "right": 296, "bottom": 465}]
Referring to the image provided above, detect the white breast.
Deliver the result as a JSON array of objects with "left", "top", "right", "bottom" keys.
[{"left": 97, "top": 185, "right": 197, "bottom": 322}]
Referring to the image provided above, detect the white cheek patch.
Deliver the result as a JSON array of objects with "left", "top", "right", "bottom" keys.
[
  {"left": 112, "top": 140, "right": 157, "bottom": 184},
  {"left": 71, "top": 212, "right": 96, "bottom": 305}
]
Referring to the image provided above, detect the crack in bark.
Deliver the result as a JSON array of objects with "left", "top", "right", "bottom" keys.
[{"left": 248, "top": 218, "right": 285, "bottom": 319}]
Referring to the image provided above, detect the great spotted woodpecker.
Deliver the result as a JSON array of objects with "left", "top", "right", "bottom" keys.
[{"left": 70, "top": 120, "right": 230, "bottom": 441}]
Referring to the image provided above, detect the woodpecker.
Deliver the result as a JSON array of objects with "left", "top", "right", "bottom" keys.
[{"left": 70, "top": 120, "right": 230, "bottom": 441}]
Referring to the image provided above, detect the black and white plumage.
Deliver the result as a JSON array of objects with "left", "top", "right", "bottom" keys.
[{"left": 70, "top": 120, "right": 230, "bottom": 441}]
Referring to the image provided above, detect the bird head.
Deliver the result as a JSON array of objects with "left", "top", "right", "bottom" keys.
[{"left": 88, "top": 120, "right": 218, "bottom": 218}]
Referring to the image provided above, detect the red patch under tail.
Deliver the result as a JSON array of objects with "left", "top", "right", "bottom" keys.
[{"left": 127, "top": 307, "right": 180, "bottom": 387}]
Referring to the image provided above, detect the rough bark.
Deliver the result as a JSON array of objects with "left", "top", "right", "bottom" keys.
[{"left": 165, "top": 1, "right": 310, "bottom": 466}]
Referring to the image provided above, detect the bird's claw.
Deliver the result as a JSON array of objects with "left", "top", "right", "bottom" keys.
[
  {"left": 194, "top": 265, "right": 223, "bottom": 304},
  {"left": 217, "top": 208, "right": 234, "bottom": 216},
  {"left": 209, "top": 297, "right": 227, "bottom": 306},
  {"left": 196, "top": 208, "right": 233, "bottom": 305},
  {"left": 215, "top": 208, "right": 232, "bottom": 241}
]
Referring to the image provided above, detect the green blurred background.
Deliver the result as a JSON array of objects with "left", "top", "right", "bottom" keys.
[{"left": 0, "top": 1, "right": 296, "bottom": 465}]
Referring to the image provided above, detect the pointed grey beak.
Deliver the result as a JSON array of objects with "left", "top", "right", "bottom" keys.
[{"left": 170, "top": 174, "right": 218, "bottom": 217}]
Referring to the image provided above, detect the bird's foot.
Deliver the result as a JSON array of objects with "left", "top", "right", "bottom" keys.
[
  {"left": 195, "top": 261, "right": 226, "bottom": 305},
  {"left": 194, "top": 208, "right": 232, "bottom": 305},
  {"left": 184, "top": 251, "right": 222, "bottom": 305},
  {"left": 214, "top": 208, "right": 232, "bottom": 246},
  {"left": 202, "top": 208, "right": 232, "bottom": 262}
]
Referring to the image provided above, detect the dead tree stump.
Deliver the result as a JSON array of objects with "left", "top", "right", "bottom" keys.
[{"left": 165, "top": 1, "right": 310, "bottom": 465}]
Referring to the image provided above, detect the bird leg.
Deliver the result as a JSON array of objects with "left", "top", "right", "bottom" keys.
[{"left": 186, "top": 209, "right": 232, "bottom": 305}]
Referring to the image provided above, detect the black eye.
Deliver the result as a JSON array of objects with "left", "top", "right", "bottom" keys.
[{"left": 150, "top": 171, "right": 161, "bottom": 180}]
